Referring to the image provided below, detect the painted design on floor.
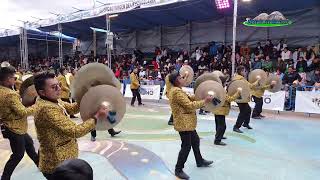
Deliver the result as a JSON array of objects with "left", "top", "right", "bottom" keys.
[{"left": 0, "top": 139, "right": 176, "bottom": 180}]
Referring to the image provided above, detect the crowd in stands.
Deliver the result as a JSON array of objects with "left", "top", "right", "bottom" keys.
[{"left": 1, "top": 39, "right": 320, "bottom": 90}]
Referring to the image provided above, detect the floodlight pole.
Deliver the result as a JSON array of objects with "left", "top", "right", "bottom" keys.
[
  {"left": 19, "top": 22, "right": 29, "bottom": 69},
  {"left": 19, "top": 27, "right": 23, "bottom": 68},
  {"left": 231, "top": 0, "right": 238, "bottom": 76},
  {"left": 23, "top": 25, "right": 28, "bottom": 69},
  {"left": 106, "top": 14, "right": 111, "bottom": 68}
]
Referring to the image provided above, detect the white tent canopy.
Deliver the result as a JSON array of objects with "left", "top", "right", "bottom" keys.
[{"left": 0, "top": 0, "right": 126, "bottom": 34}]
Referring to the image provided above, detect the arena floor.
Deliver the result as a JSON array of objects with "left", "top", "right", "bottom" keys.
[{"left": 1, "top": 100, "right": 320, "bottom": 180}]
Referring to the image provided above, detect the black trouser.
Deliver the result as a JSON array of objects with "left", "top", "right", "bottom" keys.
[
  {"left": 234, "top": 103, "right": 252, "bottom": 129},
  {"left": 168, "top": 114, "right": 173, "bottom": 123},
  {"left": 1, "top": 126, "right": 39, "bottom": 180},
  {"left": 214, "top": 115, "right": 226, "bottom": 143},
  {"left": 252, "top": 96, "right": 263, "bottom": 118},
  {"left": 175, "top": 130, "right": 203, "bottom": 171},
  {"left": 91, "top": 128, "right": 116, "bottom": 137},
  {"left": 42, "top": 173, "right": 54, "bottom": 180},
  {"left": 131, "top": 89, "right": 142, "bottom": 105}
]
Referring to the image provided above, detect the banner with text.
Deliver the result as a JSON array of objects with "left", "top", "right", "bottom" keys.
[
  {"left": 125, "top": 85, "right": 161, "bottom": 100},
  {"left": 232, "top": 91, "right": 286, "bottom": 111},
  {"left": 295, "top": 91, "right": 320, "bottom": 114}
]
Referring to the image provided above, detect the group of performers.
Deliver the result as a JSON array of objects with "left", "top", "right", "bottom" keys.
[
  {"left": 166, "top": 65, "right": 276, "bottom": 179},
  {"left": 0, "top": 62, "right": 276, "bottom": 180},
  {"left": 0, "top": 65, "right": 120, "bottom": 180}
]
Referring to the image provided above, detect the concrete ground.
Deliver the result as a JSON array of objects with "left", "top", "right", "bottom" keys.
[{"left": 1, "top": 101, "right": 319, "bottom": 180}]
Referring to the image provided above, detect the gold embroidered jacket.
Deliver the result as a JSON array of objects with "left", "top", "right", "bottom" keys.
[
  {"left": 34, "top": 98, "right": 95, "bottom": 173},
  {"left": 212, "top": 91, "right": 241, "bottom": 116},
  {"left": 0, "top": 86, "right": 35, "bottom": 134},
  {"left": 169, "top": 87, "right": 205, "bottom": 132},
  {"left": 251, "top": 84, "right": 271, "bottom": 98},
  {"left": 232, "top": 74, "right": 259, "bottom": 103},
  {"left": 57, "top": 75, "right": 70, "bottom": 99},
  {"left": 130, "top": 72, "right": 140, "bottom": 90}
]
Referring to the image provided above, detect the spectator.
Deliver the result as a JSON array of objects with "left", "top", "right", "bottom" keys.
[
  {"left": 281, "top": 47, "right": 291, "bottom": 63},
  {"left": 115, "top": 67, "right": 122, "bottom": 79},
  {"left": 183, "top": 60, "right": 189, "bottom": 66},
  {"left": 264, "top": 39, "right": 274, "bottom": 57},
  {"left": 240, "top": 42, "right": 250, "bottom": 59},
  {"left": 277, "top": 39, "right": 287, "bottom": 52},
  {"left": 252, "top": 56, "right": 262, "bottom": 70},
  {"left": 292, "top": 47, "right": 306, "bottom": 65},
  {"left": 307, "top": 56, "right": 320, "bottom": 72},
  {"left": 254, "top": 42, "right": 263, "bottom": 56},
  {"left": 275, "top": 68, "right": 284, "bottom": 80},
  {"left": 209, "top": 41, "right": 218, "bottom": 57},
  {"left": 296, "top": 56, "right": 308, "bottom": 73},
  {"left": 139, "top": 67, "right": 146, "bottom": 79},
  {"left": 195, "top": 47, "right": 202, "bottom": 61},
  {"left": 307, "top": 68, "right": 320, "bottom": 89},
  {"left": 175, "top": 60, "right": 182, "bottom": 71},
  {"left": 262, "top": 56, "right": 272, "bottom": 72},
  {"left": 270, "top": 47, "right": 279, "bottom": 71},
  {"left": 282, "top": 66, "right": 302, "bottom": 85},
  {"left": 152, "top": 59, "right": 159, "bottom": 70},
  {"left": 306, "top": 46, "right": 316, "bottom": 62}
]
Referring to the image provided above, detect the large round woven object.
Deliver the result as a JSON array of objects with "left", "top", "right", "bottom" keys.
[
  {"left": 248, "top": 69, "right": 267, "bottom": 88},
  {"left": 19, "top": 76, "right": 38, "bottom": 106},
  {"left": 179, "top": 65, "right": 194, "bottom": 86},
  {"left": 227, "top": 80, "right": 250, "bottom": 103},
  {"left": 212, "top": 70, "right": 229, "bottom": 84},
  {"left": 194, "top": 73, "right": 221, "bottom": 93},
  {"left": 195, "top": 80, "right": 226, "bottom": 111},
  {"left": 71, "top": 63, "right": 121, "bottom": 104},
  {"left": 80, "top": 85, "right": 126, "bottom": 131},
  {"left": 267, "top": 74, "right": 282, "bottom": 93}
]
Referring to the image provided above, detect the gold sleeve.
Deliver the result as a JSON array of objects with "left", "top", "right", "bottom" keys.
[
  {"left": 61, "top": 86, "right": 70, "bottom": 92},
  {"left": 45, "top": 107, "right": 95, "bottom": 138},
  {"left": 60, "top": 101, "right": 80, "bottom": 115},
  {"left": 173, "top": 89, "right": 205, "bottom": 110},
  {"left": 188, "top": 95, "right": 196, "bottom": 101},
  {"left": 7, "top": 93, "right": 35, "bottom": 119},
  {"left": 262, "top": 84, "right": 271, "bottom": 90},
  {"left": 58, "top": 76, "right": 70, "bottom": 91},
  {"left": 249, "top": 80, "right": 259, "bottom": 89},
  {"left": 225, "top": 91, "right": 241, "bottom": 102}
]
